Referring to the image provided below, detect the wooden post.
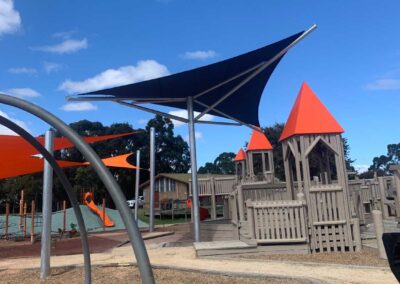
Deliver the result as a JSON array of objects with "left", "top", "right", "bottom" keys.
[
  {"left": 63, "top": 200, "right": 67, "bottom": 232},
  {"left": 352, "top": 218, "right": 362, "bottom": 252},
  {"left": 378, "top": 177, "right": 389, "bottom": 218},
  {"left": 372, "top": 210, "right": 387, "bottom": 259},
  {"left": 210, "top": 177, "right": 216, "bottom": 220},
  {"left": 5, "top": 202, "right": 9, "bottom": 240},
  {"left": 31, "top": 200, "right": 35, "bottom": 243},
  {"left": 223, "top": 196, "right": 230, "bottom": 219},
  {"left": 23, "top": 202, "right": 27, "bottom": 238},
  {"left": 246, "top": 199, "right": 255, "bottom": 239},
  {"left": 237, "top": 185, "right": 245, "bottom": 221},
  {"left": 102, "top": 198, "right": 106, "bottom": 231},
  {"left": 19, "top": 190, "right": 24, "bottom": 228}
]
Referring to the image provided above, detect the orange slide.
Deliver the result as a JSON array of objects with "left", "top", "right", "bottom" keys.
[{"left": 84, "top": 192, "right": 115, "bottom": 227}]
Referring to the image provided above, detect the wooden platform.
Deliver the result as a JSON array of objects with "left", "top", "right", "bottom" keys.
[{"left": 194, "top": 240, "right": 309, "bottom": 257}]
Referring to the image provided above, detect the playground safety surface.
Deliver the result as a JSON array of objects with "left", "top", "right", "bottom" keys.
[{"left": 0, "top": 225, "right": 397, "bottom": 283}]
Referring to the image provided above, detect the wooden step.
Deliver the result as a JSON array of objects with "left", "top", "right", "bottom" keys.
[{"left": 194, "top": 240, "right": 257, "bottom": 256}]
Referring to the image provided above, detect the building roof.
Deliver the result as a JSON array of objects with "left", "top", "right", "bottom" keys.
[
  {"left": 279, "top": 82, "right": 344, "bottom": 141},
  {"left": 140, "top": 173, "right": 234, "bottom": 189},
  {"left": 247, "top": 130, "right": 273, "bottom": 151},
  {"left": 234, "top": 148, "right": 246, "bottom": 161}
]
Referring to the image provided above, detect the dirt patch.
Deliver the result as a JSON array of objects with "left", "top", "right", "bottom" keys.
[
  {"left": 231, "top": 247, "right": 389, "bottom": 267},
  {"left": 0, "top": 266, "right": 309, "bottom": 284},
  {"left": 0, "top": 235, "right": 121, "bottom": 259}
]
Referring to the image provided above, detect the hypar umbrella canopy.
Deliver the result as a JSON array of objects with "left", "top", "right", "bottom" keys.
[
  {"left": 68, "top": 25, "right": 317, "bottom": 242},
  {"left": 70, "top": 26, "right": 316, "bottom": 128}
]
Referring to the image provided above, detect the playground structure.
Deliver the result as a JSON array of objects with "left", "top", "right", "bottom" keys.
[
  {"left": 187, "top": 82, "right": 400, "bottom": 256},
  {"left": 83, "top": 192, "right": 115, "bottom": 227}
]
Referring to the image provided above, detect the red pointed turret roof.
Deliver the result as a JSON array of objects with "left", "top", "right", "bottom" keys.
[
  {"left": 234, "top": 148, "right": 246, "bottom": 161},
  {"left": 247, "top": 130, "right": 273, "bottom": 151},
  {"left": 279, "top": 82, "right": 344, "bottom": 141}
]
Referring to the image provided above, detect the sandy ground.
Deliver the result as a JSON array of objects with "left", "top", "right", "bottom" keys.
[{"left": 0, "top": 266, "right": 307, "bottom": 284}]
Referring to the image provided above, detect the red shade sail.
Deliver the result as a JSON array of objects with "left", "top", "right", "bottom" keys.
[{"left": 280, "top": 82, "right": 344, "bottom": 141}]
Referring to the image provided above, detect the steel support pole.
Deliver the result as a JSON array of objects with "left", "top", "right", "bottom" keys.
[
  {"left": 149, "top": 127, "right": 155, "bottom": 232},
  {"left": 40, "top": 129, "right": 54, "bottom": 278},
  {"left": 135, "top": 150, "right": 141, "bottom": 221},
  {"left": 187, "top": 96, "right": 200, "bottom": 242}
]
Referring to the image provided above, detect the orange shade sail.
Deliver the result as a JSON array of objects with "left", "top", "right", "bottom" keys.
[
  {"left": 0, "top": 132, "right": 138, "bottom": 159},
  {"left": 0, "top": 132, "right": 139, "bottom": 179},
  {"left": 234, "top": 148, "right": 246, "bottom": 161},
  {"left": 85, "top": 153, "right": 138, "bottom": 170},
  {"left": 247, "top": 130, "right": 273, "bottom": 151},
  {"left": 280, "top": 82, "right": 344, "bottom": 141},
  {"left": 0, "top": 156, "right": 85, "bottom": 179}
]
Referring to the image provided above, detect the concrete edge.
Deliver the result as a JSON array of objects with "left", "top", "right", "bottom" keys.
[{"left": 202, "top": 255, "right": 391, "bottom": 271}]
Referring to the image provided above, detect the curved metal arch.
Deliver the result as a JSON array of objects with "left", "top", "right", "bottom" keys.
[
  {"left": 0, "top": 115, "right": 92, "bottom": 284},
  {"left": 0, "top": 93, "right": 155, "bottom": 284}
]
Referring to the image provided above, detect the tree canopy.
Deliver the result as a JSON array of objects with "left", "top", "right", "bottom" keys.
[{"left": 198, "top": 152, "right": 236, "bottom": 174}]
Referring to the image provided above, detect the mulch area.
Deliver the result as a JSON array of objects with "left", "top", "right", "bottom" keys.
[
  {"left": 231, "top": 246, "right": 389, "bottom": 267},
  {"left": 0, "top": 233, "right": 125, "bottom": 259},
  {"left": 0, "top": 266, "right": 309, "bottom": 284}
]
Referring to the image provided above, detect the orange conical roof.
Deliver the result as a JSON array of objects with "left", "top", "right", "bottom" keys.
[
  {"left": 234, "top": 148, "right": 246, "bottom": 161},
  {"left": 247, "top": 130, "right": 273, "bottom": 151},
  {"left": 279, "top": 82, "right": 344, "bottom": 141}
]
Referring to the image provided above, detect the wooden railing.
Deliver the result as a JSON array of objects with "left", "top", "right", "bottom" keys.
[
  {"left": 189, "top": 176, "right": 236, "bottom": 196},
  {"left": 246, "top": 200, "right": 307, "bottom": 244}
]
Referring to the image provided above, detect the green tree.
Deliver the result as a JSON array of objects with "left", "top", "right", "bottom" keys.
[
  {"left": 198, "top": 152, "right": 236, "bottom": 174},
  {"left": 361, "top": 143, "right": 400, "bottom": 178},
  {"left": 262, "top": 123, "right": 285, "bottom": 180}
]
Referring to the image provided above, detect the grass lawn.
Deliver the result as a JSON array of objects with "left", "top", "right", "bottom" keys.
[{"left": 137, "top": 208, "right": 191, "bottom": 225}]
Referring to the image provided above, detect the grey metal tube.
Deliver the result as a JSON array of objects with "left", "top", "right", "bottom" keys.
[
  {"left": 134, "top": 150, "right": 140, "bottom": 221},
  {"left": 40, "top": 129, "right": 54, "bottom": 278},
  {"left": 187, "top": 96, "right": 200, "bottom": 242},
  {"left": 0, "top": 115, "right": 92, "bottom": 284},
  {"left": 0, "top": 93, "right": 154, "bottom": 284},
  {"left": 149, "top": 127, "right": 155, "bottom": 232}
]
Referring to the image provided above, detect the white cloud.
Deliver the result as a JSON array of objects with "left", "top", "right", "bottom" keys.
[
  {"left": 0, "top": 0, "right": 21, "bottom": 36},
  {"left": 168, "top": 109, "right": 215, "bottom": 127},
  {"left": 53, "top": 30, "right": 76, "bottom": 39},
  {"left": 59, "top": 60, "right": 170, "bottom": 94},
  {"left": 0, "top": 110, "right": 30, "bottom": 135},
  {"left": 61, "top": 102, "right": 98, "bottom": 112},
  {"left": 3, "top": 88, "right": 41, "bottom": 98},
  {"left": 182, "top": 50, "right": 217, "bottom": 60},
  {"left": 32, "top": 38, "right": 88, "bottom": 54},
  {"left": 354, "top": 164, "right": 369, "bottom": 174},
  {"left": 365, "top": 78, "right": 400, "bottom": 91},
  {"left": 8, "top": 67, "right": 37, "bottom": 74},
  {"left": 138, "top": 119, "right": 148, "bottom": 125},
  {"left": 184, "top": 131, "right": 203, "bottom": 142},
  {"left": 43, "top": 62, "right": 61, "bottom": 74}
]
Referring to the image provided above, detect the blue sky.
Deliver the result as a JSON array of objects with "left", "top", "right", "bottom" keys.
[{"left": 0, "top": 0, "right": 399, "bottom": 172}]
